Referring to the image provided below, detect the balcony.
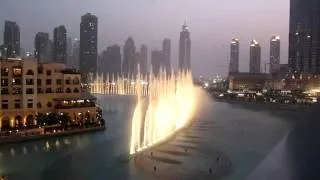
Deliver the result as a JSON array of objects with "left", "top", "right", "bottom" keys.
[{"left": 55, "top": 102, "right": 95, "bottom": 109}]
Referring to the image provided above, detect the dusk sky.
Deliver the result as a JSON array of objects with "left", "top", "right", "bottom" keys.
[{"left": 0, "top": 0, "right": 289, "bottom": 77}]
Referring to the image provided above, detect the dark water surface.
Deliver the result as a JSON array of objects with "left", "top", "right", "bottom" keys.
[{"left": 0, "top": 94, "right": 301, "bottom": 180}]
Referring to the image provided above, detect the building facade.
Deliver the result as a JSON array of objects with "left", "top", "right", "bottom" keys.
[
  {"left": 80, "top": 13, "right": 98, "bottom": 75},
  {"left": 270, "top": 36, "right": 280, "bottom": 74},
  {"left": 229, "top": 38, "right": 239, "bottom": 74},
  {"left": 162, "top": 38, "right": 171, "bottom": 74},
  {"left": 151, "top": 50, "right": 164, "bottom": 76},
  {"left": 289, "top": 0, "right": 320, "bottom": 74},
  {"left": 140, "top": 44, "right": 148, "bottom": 76},
  {"left": 179, "top": 22, "right": 191, "bottom": 71},
  {"left": 122, "top": 37, "right": 136, "bottom": 77},
  {"left": 34, "top": 32, "right": 50, "bottom": 63},
  {"left": 249, "top": 40, "right": 261, "bottom": 73},
  {"left": 3, "top": 21, "right": 20, "bottom": 58},
  {"left": 53, "top": 25, "right": 67, "bottom": 64},
  {"left": 0, "top": 58, "right": 97, "bottom": 129},
  {"left": 100, "top": 45, "right": 121, "bottom": 77}
]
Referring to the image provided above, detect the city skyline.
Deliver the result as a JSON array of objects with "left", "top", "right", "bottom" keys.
[{"left": 0, "top": 0, "right": 289, "bottom": 76}]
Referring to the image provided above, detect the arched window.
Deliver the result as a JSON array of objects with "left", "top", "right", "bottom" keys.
[
  {"left": 66, "top": 88, "right": 71, "bottom": 93},
  {"left": 73, "top": 77, "right": 80, "bottom": 85},
  {"left": 26, "top": 69, "right": 34, "bottom": 75},
  {"left": 26, "top": 115, "right": 34, "bottom": 126},
  {"left": 14, "top": 115, "right": 23, "bottom": 128},
  {"left": 1, "top": 116, "right": 11, "bottom": 130},
  {"left": 37, "top": 102, "right": 42, "bottom": 108},
  {"left": 47, "top": 102, "right": 52, "bottom": 108},
  {"left": 73, "top": 88, "right": 79, "bottom": 93}
]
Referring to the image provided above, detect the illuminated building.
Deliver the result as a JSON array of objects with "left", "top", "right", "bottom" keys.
[
  {"left": 80, "top": 13, "right": 98, "bottom": 75},
  {"left": 53, "top": 25, "right": 67, "bottom": 64},
  {"left": 179, "top": 21, "right": 191, "bottom": 71},
  {"left": 34, "top": 32, "right": 50, "bottom": 62},
  {"left": 229, "top": 38, "right": 239, "bottom": 74},
  {"left": 250, "top": 40, "right": 261, "bottom": 73},
  {"left": 289, "top": 0, "right": 320, "bottom": 73},
  {"left": 270, "top": 36, "right": 281, "bottom": 73},
  {"left": 0, "top": 57, "right": 97, "bottom": 130},
  {"left": 3, "top": 21, "right": 20, "bottom": 58}
]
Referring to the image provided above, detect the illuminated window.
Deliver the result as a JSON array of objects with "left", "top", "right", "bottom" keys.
[
  {"left": 12, "top": 67, "right": 22, "bottom": 77},
  {"left": 1, "top": 68, "right": 9, "bottom": 76}
]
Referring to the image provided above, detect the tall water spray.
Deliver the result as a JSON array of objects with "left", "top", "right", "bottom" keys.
[{"left": 90, "top": 68, "right": 195, "bottom": 155}]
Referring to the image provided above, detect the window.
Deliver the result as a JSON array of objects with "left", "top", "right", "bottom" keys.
[
  {"left": 12, "top": 88, "right": 22, "bottom": 95},
  {"left": 26, "top": 79, "right": 34, "bottom": 85},
  {"left": 56, "top": 79, "right": 62, "bottom": 85},
  {"left": 1, "top": 79, "right": 8, "bottom": 86},
  {"left": 73, "top": 78, "right": 80, "bottom": 85},
  {"left": 66, "top": 88, "right": 71, "bottom": 93},
  {"left": 46, "top": 70, "right": 51, "bottom": 76},
  {"left": 12, "top": 67, "right": 22, "bottom": 77},
  {"left": 27, "top": 103, "right": 33, "bottom": 108},
  {"left": 37, "top": 79, "right": 42, "bottom": 86},
  {"left": 1, "top": 88, "right": 9, "bottom": 95},
  {"left": 46, "top": 79, "right": 52, "bottom": 85},
  {"left": 12, "top": 78, "right": 22, "bottom": 85},
  {"left": 26, "top": 70, "right": 34, "bottom": 75},
  {"left": 47, "top": 102, "right": 52, "bottom": 108},
  {"left": 56, "top": 88, "right": 63, "bottom": 93},
  {"left": 37, "top": 103, "right": 42, "bottom": 108},
  {"left": 37, "top": 88, "right": 43, "bottom": 93},
  {"left": 14, "top": 103, "right": 20, "bottom": 109},
  {"left": 46, "top": 88, "right": 53, "bottom": 93},
  {"left": 73, "top": 88, "right": 80, "bottom": 93},
  {"left": 66, "top": 79, "right": 71, "bottom": 85},
  {"left": 1, "top": 68, "right": 9, "bottom": 76},
  {"left": 26, "top": 88, "right": 34, "bottom": 94},
  {"left": 38, "top": 67, "right": 43, "bottom": 74},
  {"left": 2, "top": 104, "right": 8, "bottom": 109}
]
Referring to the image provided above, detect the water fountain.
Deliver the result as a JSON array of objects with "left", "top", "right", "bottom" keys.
[{"left": 91, "top": 67, "right": 196, "bottom": 155}]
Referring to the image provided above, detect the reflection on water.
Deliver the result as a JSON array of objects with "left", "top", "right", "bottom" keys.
[{"left": 0, "top": 94, "right": 297, "bottom": 180}]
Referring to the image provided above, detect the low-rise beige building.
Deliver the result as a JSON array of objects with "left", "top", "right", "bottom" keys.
[{"left": 0, "top": 57, "right": 97, "bottom": 130}]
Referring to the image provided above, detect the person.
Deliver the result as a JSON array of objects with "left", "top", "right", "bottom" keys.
[{"left": 153, "top": 165, "right": 157, "bottom": 172}]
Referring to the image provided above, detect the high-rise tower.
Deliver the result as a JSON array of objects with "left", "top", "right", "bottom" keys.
[
  {"left": 53, "top": 25, "right": 67, "bottom": 64},
  {"left": 80, "top": 13, "right": 98, "bottom": 74},
  {"left": 270, "top": 35, "right": 280, "bottom": 73},
  {"left": 229, "top": 38, "right": 239, "bottom": 74},
  {"left": 3, "top": 21, "right": 20, "bottom": 57},
  {"left": 289, "top": 0, "right": 320, "bottom": 73},
  {"left": 179, "top": 21, "right": 191, "bottom": 71},
  {"left": 122, "top": 37, "right": 136, "bottom": 77},
  {"left": 249, "top": 40, "right": 261, "bottom": 73},
  {"left": 34, "top": 32, "right": 50, "bottom": 62},
  {"left": 162, "top": 38, "right": 171, "bottom": 73}
]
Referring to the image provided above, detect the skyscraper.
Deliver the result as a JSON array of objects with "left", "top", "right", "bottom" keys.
[
  {"left": 3, "top": 21, "right": 20, "bottom": 57},
  {"left": 140, "top": 44, "right": 148, "bottom": 75},
  {"left": 289, "top": 0, "right": 320, "bottom": 73},
  {"left": 101, "top": 45, "right": 121, "bottom": 77},
  {"left": 34, "top": 32, "right": 50, "bottom": 62},
  {"left": 229, "top": 38, "right": 239, "bottom": 74},
  {"left": 270, "top": 35, "right": 280, "bottom": 73},
  {"left": 53, "top": 25, "right": 67, "bottom": 64},
  {"left": 162, "top": 38, "right": 171, "bottom": 73},
  {"left": 179, "top": 21, "right": 191, "bottom": 71},
  {"left": 151, "top": 50, "right": 164, "bottom": 76},
  {"left": 80, "top": 13, "right": 98, "bottom": 75},
  {"left": 67, "top": 37, "right": 73, "bottom": 66},
  {"left": 122, "top": 37, "right": 136, "bottom": 77},
  {"left": 249, "top": 40, "right": 261, "bottom": 73},
  {"left": 72, "top": 38, "right": 80, "bottom": 69}
]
